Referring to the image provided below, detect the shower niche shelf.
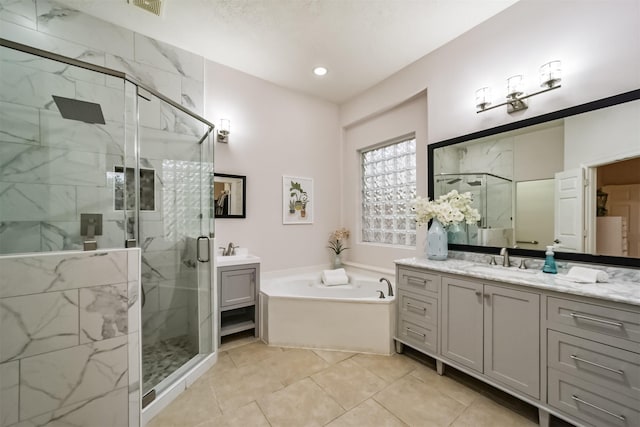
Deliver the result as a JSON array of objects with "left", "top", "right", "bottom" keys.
[{"left": 217, "top": 262, "right": 260, "bottom": 344}]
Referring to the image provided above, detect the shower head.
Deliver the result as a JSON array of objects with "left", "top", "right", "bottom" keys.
[{"left": 52, "top": 95, "right": 106, "bottom": 124}]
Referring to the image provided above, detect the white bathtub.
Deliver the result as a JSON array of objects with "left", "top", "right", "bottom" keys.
[{"left": 259, "top": 271, "right": 396, "bottom": 355}]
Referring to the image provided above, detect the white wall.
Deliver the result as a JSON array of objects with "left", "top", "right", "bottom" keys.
[
  {"left": 564, "top": 99, "right": 640, "bottom": 170},
  {"left": 205, "top": 61, "right": 340, "bottom": 272},
  {"left": 341, "top": 0, "right": 640, "bottom": 139},
  {"left": 339, "top": 0, "right": 640, "bottom": 266},
  {"left": 342, "top": 94, "right": 428, "bottom": 268}
]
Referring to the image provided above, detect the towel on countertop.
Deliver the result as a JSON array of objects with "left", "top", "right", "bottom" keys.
[
  {"left": 322, "top": 268, "right": 349, "bottom": 286},
  {"left": 560, "top": 266, "right": 609, "bottom": 283}
]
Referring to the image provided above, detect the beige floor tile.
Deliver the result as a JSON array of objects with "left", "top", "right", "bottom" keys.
[
  {"left": 450, "top": 395, "right": 538, "bottom": 427},
  {"left": 146, "top": 379, "right": 221, "bottom": 427},
  {"left": 258, "top": 377, "right": 345, "bottom": 427},
  {"left": 200, "top": 351, "right": 236, "bottom": 381},
  {"left": 226, "top": 341, "right": 283, "bottom": 367},
  {"left": 312, "top": 349, "right": 357, "bottom": 364},
  {"left": 196, "top": 401, "right": 270, "bottom": 427},
  {"left": 210, "top": 361, "right": 284, "bottom": 413},
  {"left": 374, "top": 375, "right": 465, "bottom": 427},
  {"left": 409, "top": 363, "right": 481, "bottom": 406},
  {"left": 256, "top": 347, "right": 329, "bottom": 385},
  {"left": 326, "top": 398, "right": 407, "bottom": 427},
  {"left": 312, "top": 358, "right": 388, "bottom": 410},
  {"left": 351, "top": 353, "right": 419, "bottom": 383}
]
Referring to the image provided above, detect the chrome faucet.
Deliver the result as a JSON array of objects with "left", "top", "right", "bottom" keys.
[
  {"left": 379, "top": 277, "right": 393, "bottom": 297},
  {"left": 219, "top": 242, "right": 238, "bottom": 256},
  {"left": 500, "top": 247, "right": 510, "bottom": 267}
]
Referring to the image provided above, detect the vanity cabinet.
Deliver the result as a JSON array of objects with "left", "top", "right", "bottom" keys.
[
  {"left": 395, "top": 267, "right": 440, "bottom": 356},
  {"left": 395, "top": 261, "right": 640, "bottom": 427},
  {"left": 217, "top": 263, "right": 260, "bottom": 343},
  {"left": 441, "top": 276, "right": 540, "bottom": 398},
  {"left": 545, "top": 295, "right": 640, "bottom": 426}
]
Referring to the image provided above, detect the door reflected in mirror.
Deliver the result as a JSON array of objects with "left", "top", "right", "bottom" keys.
[{"left": 212, "top": 173, "right": 246, "bottom": 218}]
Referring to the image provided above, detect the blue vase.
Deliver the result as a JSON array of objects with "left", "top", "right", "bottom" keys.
[
  {"left": 427, "top": 219, "right": 448, "bottom": 260},
  {"left": 447, "top": 222, "right": 468, "bottom": 244}
]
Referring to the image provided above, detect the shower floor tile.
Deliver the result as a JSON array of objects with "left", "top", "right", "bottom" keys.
[{"left": 143, "top": 335, "right": 197, "bottom": 394}]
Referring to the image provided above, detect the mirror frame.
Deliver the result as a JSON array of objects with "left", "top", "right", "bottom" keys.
[
  {"left": 428, "top": 88, "right": 640, "bottom": 268},
  {"left": 213, "top": 173, "right": 246, "bottom": 219}
]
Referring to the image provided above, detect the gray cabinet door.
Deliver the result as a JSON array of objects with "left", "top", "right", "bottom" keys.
[
  {"left": 441, "top": 277, "right": 483, "bottom": 373},
  {"left": 220, "top": 267, "right": 256, "bottom": 308},
  {"left": 483, "top": 284, "right": 540, "bottom": 399}
]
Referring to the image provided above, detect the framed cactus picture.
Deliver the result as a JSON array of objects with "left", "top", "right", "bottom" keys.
[{"left": 283, "top": 175, "right": 313, "bottom": 224}]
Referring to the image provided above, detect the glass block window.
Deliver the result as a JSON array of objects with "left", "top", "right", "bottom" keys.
[{"left": 361, "top": 136, "right": 417, "bottom": 246}]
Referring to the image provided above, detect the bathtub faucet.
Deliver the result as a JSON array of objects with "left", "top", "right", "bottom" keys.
[{"left": 379, "top": 277, "right": 393, "bottom": 297}]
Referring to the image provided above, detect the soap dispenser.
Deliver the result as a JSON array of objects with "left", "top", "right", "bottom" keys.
[{"left": 542, "top": 245, "right": 558, "bottom": 274}]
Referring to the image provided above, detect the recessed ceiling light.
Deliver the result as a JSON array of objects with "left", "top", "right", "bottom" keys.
[{"left": 313, "top": 66, "right": 328, "bottom": 77}]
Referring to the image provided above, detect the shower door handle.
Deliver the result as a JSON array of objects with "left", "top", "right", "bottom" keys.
[{"left": 197, "top": 236, "right": 210, "bottom": 262}]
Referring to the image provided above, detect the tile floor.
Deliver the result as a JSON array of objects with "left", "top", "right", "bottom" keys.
[{"left": 148, "top": 335, "right": 573, "bottom": 427}]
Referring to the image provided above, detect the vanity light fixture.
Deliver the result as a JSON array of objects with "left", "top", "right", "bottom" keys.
[
  {"left": 476, "top": 60, "right": 562, "bottom": 114},
  {"left": 217, "top": 119, "right": 230, "bottom": 143}
]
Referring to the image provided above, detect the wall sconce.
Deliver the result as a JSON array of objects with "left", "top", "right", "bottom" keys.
[
  {"left": 476, "top": 60, "right": 562, "bottom": 114},
  {"left": 217, "top": 119, "right": 230, "bottom": 143}
]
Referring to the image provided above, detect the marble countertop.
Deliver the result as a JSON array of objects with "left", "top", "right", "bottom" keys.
[
  {"left": 216, "top": 254, "right": 261, "bottom": 267},
  {"left": 395, "top": 257, "right": 640, "bottom": 307}
]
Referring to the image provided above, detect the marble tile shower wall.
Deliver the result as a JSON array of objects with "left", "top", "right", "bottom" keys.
[
  {"left": 0, "top": 248, "right": 141, "bottom": 427},
  {"left": 0, "top": 1, "right": 208, "bottom": 346},
  {"left": 435, "top": 138, "right": 514, "bottom": 241},
  {"left": 0, "top": 0, "right": 205, "bottom": 253}
]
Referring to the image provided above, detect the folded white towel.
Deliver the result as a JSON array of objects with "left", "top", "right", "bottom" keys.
[
  {"left": 562, "top": 266, "right": 609, "bottom": 283},
  {"left": 322, "top": 268, "right": 349, "bottom": 286}
]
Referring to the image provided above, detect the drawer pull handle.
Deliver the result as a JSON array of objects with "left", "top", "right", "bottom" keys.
[
  {"left": 407, "top": 328, "right": 426, "bottom": 338},
  {"left": 570, "top": 313, "right": 623, "bottom": 328},
  {"left": 475, "top": 291, "right": 482, "bottom": 296},
  {"left": 570, "top": 355, "right": 624, "bottom": 375},
  {"left": 406, "top": 302, "right": 426, "bottom": 312},
  {"left": 406, "top": 276, "right": 427, "bottom": 287},
  {"left": 571, "top": 395, "right": 626, "bottom": 422}
]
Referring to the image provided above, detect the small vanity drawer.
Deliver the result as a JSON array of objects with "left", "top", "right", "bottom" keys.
[
  {"left": 398, "top": 290, "right": 437, "bottom": 325},
  {"left": 548, "top": 330, "right": 640, "bottom": 400},
  {"left": 397, "top": 317, "right": 437, "bottom": 355},
  {"left": 547, "top": 297, "right": 640, "bottom": 346},
  {"left": 548, "top": 368, "right": 640, "bottom": 427},
  {"left": 397, "top": 268, "right": 440, "bottom": 295}
]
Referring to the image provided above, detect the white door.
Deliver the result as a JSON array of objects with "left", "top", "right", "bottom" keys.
[{"left": 554, "top": 168, "right": 585, "bottom": 252}]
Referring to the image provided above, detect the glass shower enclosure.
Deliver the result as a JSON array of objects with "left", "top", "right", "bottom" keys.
[
  {"left": 0, "top": 38, "right": 215, "bottom": 406},
  {"left": 435, "top": 172, "right": 513, "bottom": 246}
]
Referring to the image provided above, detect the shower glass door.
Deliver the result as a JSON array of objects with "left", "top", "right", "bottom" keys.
[{"left": 133, "top": 86, "right": 214, "bottom": 398}]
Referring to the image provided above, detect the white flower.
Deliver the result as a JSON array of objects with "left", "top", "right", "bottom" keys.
[{"left": 411, "top": 190, "right": 481, "bottom": 227}]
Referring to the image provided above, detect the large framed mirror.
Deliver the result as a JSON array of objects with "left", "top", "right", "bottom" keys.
[
  {"left": 428, "top": 89, "right": 640, "bottom": 267},
  {"left": 212, "top": 173, "right": 246, "bottom": 218}
]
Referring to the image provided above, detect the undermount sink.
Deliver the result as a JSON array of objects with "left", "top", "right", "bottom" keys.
[
  {"left": 216, "top": 254, "right": 260, "bottom": 267},
  {"left": 465, "top": 265, "right": 540, "bottom": 280}
]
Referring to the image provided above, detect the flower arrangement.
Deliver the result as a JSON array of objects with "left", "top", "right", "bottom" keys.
[
  {"left": 327, "top": 227, "right": 350, "bottom": 254},
  {"left": 412, "top": 190, "right": 481, "bottom": 227}
]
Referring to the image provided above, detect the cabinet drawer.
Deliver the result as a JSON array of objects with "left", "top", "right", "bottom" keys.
[
  {"left": 398, "top": 290, "right": 437, "bottom": 326},
  {"left": 547, "top": 297, "right": 640, "bottom": 345},
  {"left": 397, "top": 268, "right": 440, "bottom": 295},
  {"left": 397, "top": 318, "right": 437, "bottom": 355},
  {"left": 548, "top": 368, "right": 640, "bottom": 427},
  {"left": 548, "top": 330, "right": 640, "bottom": 400}
]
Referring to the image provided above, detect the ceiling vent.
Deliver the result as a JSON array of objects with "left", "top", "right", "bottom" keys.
[{"left": 129, "top": 0, "right": 163, "bottom": 17}]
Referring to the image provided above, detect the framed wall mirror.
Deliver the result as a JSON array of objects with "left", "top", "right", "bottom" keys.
[
  {"left": 428, "top": 89, "right": 640, "bottom": 267},
  {"left": 212, "top": 173, "right": 246, "bottom": 218}
]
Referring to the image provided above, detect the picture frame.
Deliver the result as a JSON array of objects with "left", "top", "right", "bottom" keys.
[{"left": 282, "top": 175, "right": 313, "bottom": 224}]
